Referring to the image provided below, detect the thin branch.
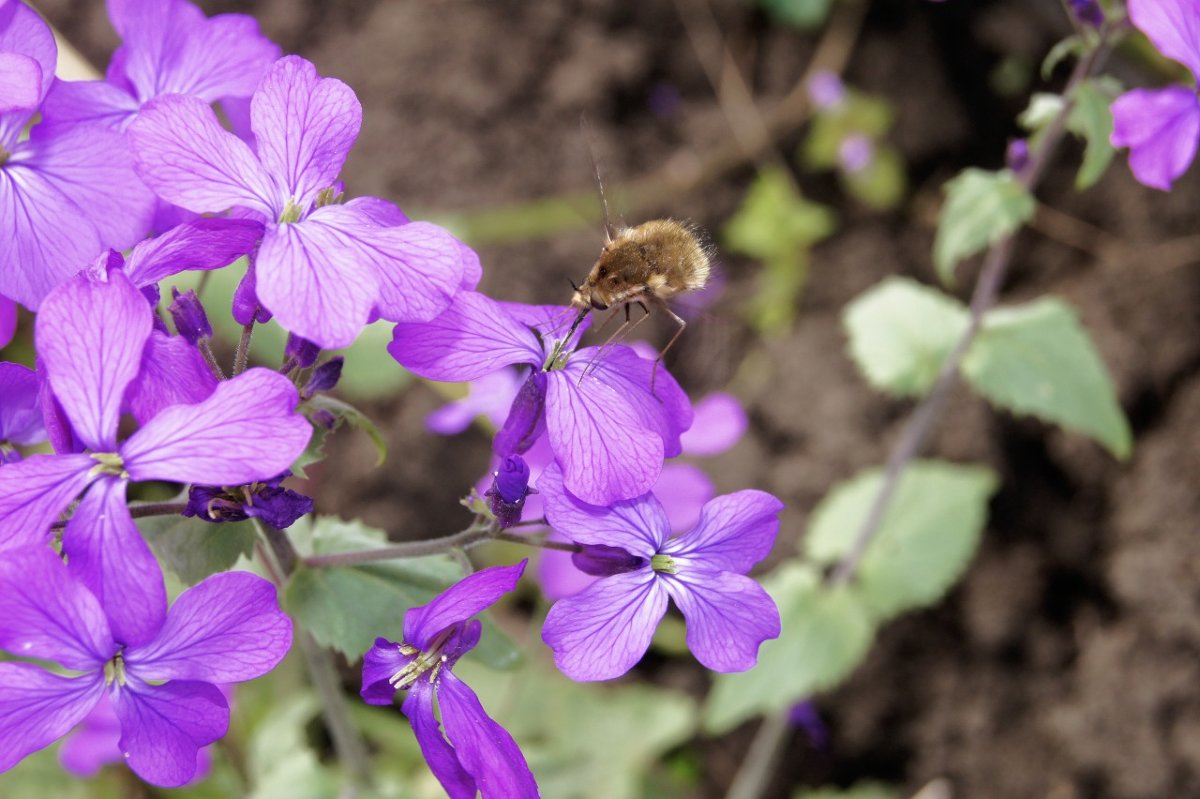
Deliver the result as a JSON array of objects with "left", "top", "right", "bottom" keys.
[
  {"left": 493, "top": 530, "right": 583, "bottom": 553},
  {"left": 51, "top": 500, "right": 188, "bottom": 531},
  {"left": 233, "top": 320, "right": 255, "bottom": 375},
  {"left": 301, "top": 523, "right": 496, "bottom": 568},
  {"left": 724, "top": 708, "right": 791, "bottom": 799},
  {"left": 198, "top": 340, "right": 227, "bottom": 380}
]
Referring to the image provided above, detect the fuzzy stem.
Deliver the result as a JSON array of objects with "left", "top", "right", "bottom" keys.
[
  {"left": 198, "top": 340, "right": 227, "bottom": 380},
  {"left": 233, "top": 320, "right": 255, "bottom": 376}
]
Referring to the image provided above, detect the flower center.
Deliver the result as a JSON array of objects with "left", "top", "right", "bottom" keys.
[
  {"left": 278, "top": 199, "right": 304, "bottom": 224},
  {"left": 314, "top": 187, "right": 343, "bottom": 208},
  {"left": 386, "top": 627, "right": 456, "bottom": 690},
  {"left": 103, "top": 652, "right": 127, "bottom": 687},
  {"left": 650, "top": 554, "right": 679, "bottom": 574},
  {"left": 89, "top": 452, "right": 127, "bottom": 479}
]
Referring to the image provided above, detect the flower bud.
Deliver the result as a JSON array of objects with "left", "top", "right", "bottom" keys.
[
  {"left": 807, "top": 70, "right": 845, "bottom": 110},
  {"left": 1068, "top": 0, "right": 1103, "bottom": 27},
  {"left": 183, "top": 475, "right": 313, "bottom": 529},
  {"left": 837, "top": 134, "right": 874, "bottom": 174},
  {"left": 285, "top": 333, "right": 321, "bottom": 368},
  {"left": 485, "top": 455, "right": 532, "bottom": 528},
  {"left": 493, "top": 372, "right": 547, "bottom": 457},
  {"left": 1006, "top": 138, "right": 1030, "bottom": 173},
  {"left": 305, "top": 357, "right": 343, "bottom": 395},
  {"left": 571, "top": 544, "right": 647, "bottom": 577},
  {"left": 169, "top": 288, "right": 212, "bottom": 344}
]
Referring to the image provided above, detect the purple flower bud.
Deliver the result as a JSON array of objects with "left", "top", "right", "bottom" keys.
[
  {"left": 1068, "top": 0, "right": 1103, "bottom": 27},
  {"left": 1006, "top": 138, "right": 1030, "bottom": 172},
  {"left": 807, "top": 70, "right": 845, "bottom": 110},
  {"left": 304, "top": 357, "right": 343, "bottom": 395},
  {"left": 485, "top": 455, "right": 532, "bottom": 528},
  {"left": 247, "top": 484, "right": 314, "bottom": 529},
  {"left": 284, "top": 333, "right": 321, "bottom": 368},
  {"left": 183, "top": 476, "right": 313, "bottom": 529},
  {"left": 838, "top": 134, "right": 874, "bottom": 174},
  {"left": 168, "top": 288, "right": 212, "bottom": 345},
  {"left": 493, "top": 372, "right": 547, "bottom": 457},
  {"left": 788, "top": 701, "right": 829, "bottom": 748},
  {"left": 312, "top": 408, "right": 337, "bottom": 429},
  {"left": 571, "top": 544, "right": 647, "bottom": 577}
]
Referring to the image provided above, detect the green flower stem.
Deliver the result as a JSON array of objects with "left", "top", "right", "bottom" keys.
[{"left": 51, "top": 500, "right": 189, "bottom": 531}]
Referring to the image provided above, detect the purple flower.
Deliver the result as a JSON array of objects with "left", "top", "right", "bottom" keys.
[
  {"left": 485, "top": 454, "right": 533, "bottom": 528},
  {"left": 183, "top": 474, "right": 313, "bottom": 530},
  {"left": 389, "top": 291, "right": 693, "bottom": 505},
  {"left": 42, "top": 0, "right": 279, "bottom": 134},
  {"left": 1068, "top": 0, "right": 1104, "bottom": 27},
  {"left": 0, "top": 362, "right": 44, "bottom": 462},
  {"left": 838, "top": 134, "right": 875, "bottom": 174},
  {"left": 1110, "top": 0, "right": 1200, "bottom": 190},
  {"left": 426, "top": 368, "right": 524, "bottom": 435},
  {"left": 0, "top": 295, "right": 14, "bottom": 348},
  {"left": 361, "top": 562, "right": 539, "bottom": 798},
  {"left": 538, "top": 463, "right": 781, "bottom": 681},
  {"left": 0, "top": 268, "right": 311, "bottom": 645},
  {"left": 128, "top": 55, "right": 472, "bottom": 348},
  {"left": 0, "top": 2, "right": 154, "bottom": 310},
  {"left": 807, "top": 70, "right": 846, "bottom": 110},
  {"left": 168, "top": 288, "right": 212, "bottom": 345},
  {"left": 0, "top": 547, "right": 291, "bottom": 787}
]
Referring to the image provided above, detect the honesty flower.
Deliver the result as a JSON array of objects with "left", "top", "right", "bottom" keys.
[
  {"left": 42, "top": 0, "right": 278, "bottom": 133},
  {"left": 1110, "top": 0, "right": 1200, "bottom": 190},
  {"left": 0, "top": 548, "right": 291, "bottom": 787},
  {"left": 361, "top": 562, "right": 539, "bottom": 798},
  {"left": 0, "top": 268, "right": 311, "bottom": 645},
  {"left": 0, "top": 295, "right": 14, "bottom": 348},
  {"left": 389, "top": 291, "right": 693, "bottom": 505},
  {"left": 0, "top": 362, "right": 44, "bottom": 463},
  {"left": 0, "top": 2, "right": 153, "bottom": 309},
  {"left": 538, "top": 464, "right": 781, "bottom": 681},
  {"left": 129, "top": 55, "right": 471, "bottom": 348}
]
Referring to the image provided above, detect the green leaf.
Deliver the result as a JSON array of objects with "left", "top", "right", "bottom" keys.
[
  {"left": 933, "top": 168, "right": 1035, "bottom": 285},
  {"left": 284, "top": 516, "right": 521, "bottom": 668},
  {"left": 305, "top": 394, "right": 388, "bottom": 467},
  {"left": 804, "top": 461, "right": 998, "bottom": 620},
  {"left": 1018, "top": 92, "right": 1065, "bottom": 150},
  {"left": 962, "top": 297, "right": 1132, "bottom": 458},
  {"left": 139, "top": 514, "right": 257, "bottom": 585},
  {"left": 842, "top": 144, "right": 907, "bottom": 210},
  {"left": 244, "top": 693, "right": 339, "bottom": 799},
  {"left": 1042, "top": 35, "right": 1085, "bottom": 80},
  {"left": 724, "top": 167, "right": 836, "bottom": 262},
  {"left": 802, "top": 93, "right": 895, "bottom": 170},
  {"left": 842, "top": 277, "right": 968, "bottom": 398},
  {"left": 704, "top": 562, "right": 874, "bottom": 733},
  {"left": 1067, "top": 77, "right": 1122, "bottom": 189},
  {"left": 289, "top": 418, "right": 330, "bottom": 480},
  {"left": 759, "top": 0, "right": 833, "bottom": 29},
  {"left": 457, "top": 653, "right": 697, "bottom": 799}
]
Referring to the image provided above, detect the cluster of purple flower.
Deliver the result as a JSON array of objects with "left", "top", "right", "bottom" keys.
[{"left": 0, "top": 1, "right": 784, "bottom": 795}]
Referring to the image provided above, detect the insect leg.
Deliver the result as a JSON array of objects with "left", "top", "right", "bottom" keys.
[
  {"left": 647, "top": 295, "right": 687, "bottom": 399},
  {"left": 578, "top": 304, "right": 653, "bottom": 384}
]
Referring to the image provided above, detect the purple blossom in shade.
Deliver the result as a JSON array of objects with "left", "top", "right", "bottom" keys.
[
  {"left": 486, "top": 454, "right": 533, "bottom": 529},
  {"left": 0, "top": 268, "right": 311, "bottom": 646},
  {"left": 284, "top": 333, "right": 321, "bottom": 369},
  {"left": 0, "top": 362, "right": 45, "bottom": 462},
  {"left": 679, "top": 392, "right": 748, "bottom": 457},
  {"left": 128, "top": 55, "right": 472, "bottom": 349},
  {"left": 0, "top": 2, "right": 155, "bottom": 310},
  {"left": 1006, "top": 137, "right": 1030, "bottom": 173},
  {"left": 390, "top": 291, "right": 693, "bottom": 506},
  {"left": 182, "top": 472, "right": 312, "bottom": 529},
  {"left": 537, "top": 463, "right": 782, "bottom": 681},
  {"left": 0, "top": 548, "right": 291, "bottom": 787},
  {"left": 788, "top": 701, "right": 829, "bottom": 749},
  {"left": 807, "top": 70, "right": 846, "bottom": 110},
  {"left": 1110, "top": 0, "right": 1200, "bottom": 191},
  {"left": 361, "top": 562, "right": 540, "bottom": 799},
  {"left": 838, "top": 134, "right": 875, "bottom": 174},
  {"left": 303, "top": 357, "right": 344, "bottom": 397},
  {"left": 1068, "top": 0, "right": 1104, "bottom": 27},
  {"left": 0, "top": 295, "right": 14, "bottom": 348},
  {"left": 426, "top": 368, "right": 524, "bottom": 435},
  {"left": 41, "top": 0, "right": 279, "bottom": 134}
]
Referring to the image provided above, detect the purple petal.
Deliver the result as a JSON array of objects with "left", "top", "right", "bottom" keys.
[
  {"left": 345, "top": 196, "right": 409, "bottom": 227},
  {"left": 355, "top": 218, "right": 466, "bottom": 324},
  {"left": 403, "top": 561, "right": 526, "bottom": 649},
  {"left": 0, "top": 362, "right": 45, "bottom": 445},
  {"left": 426, "top": 368, "right": 523, "bottom": 435},
  {"left": 35, "top": 269, "right": 152, "bottom": 451},
  {"left": 1111, "top": 86, "right": 1200, "bottom": 191},
  {"left": 63, "top": 477, "right": 167, "bottom": 648},
  {"left": 0, "top": 294, "right": 14, "bottom": 348},
  {"left": 360, "top": 636, "right": 416, "bottom": 706},
  {"left": 0, "top": 453, "right": 94, "bottom": 550},
  {"left": 388, "top": 291, "right": 542, "bottom": 382},
  {"left": 0, "top": 664, "right": 104, "bottom": 772},
  {"left": 0, "top": 53, "right": 41, "bottom": 113},
  {"left": 537, "top": 462, "right": 667, "bottom": 555},
  {"left": 251, "top": 56, "right": 360, "bottom": 203},
  {"left": 127, "top": 571, "right": 291, "bottom": 683},
  {"left": 123, "top": 217, "right": 263, "bottom": 286},
  {"left": 59, "top": 694, "right": 121, "bottom": 777},
  {"left": 128, "top": 94, "right": 277, "bottom": 218},
  {"left": 662, "top": 569, "right": 780, "bottom": 672},
  {"left": 114, "top": 678, "right": 229, "bottom": 788},
  {"left": 0, "top": 2, "right": 56, "bottom": 105},
  {"left": 121, "top": 367, "right": 311, "bottom": 484},
  {"left": 41, "top": 78, "right": 140, "bottom": 131},
  {"left": 655, "top": 463, "right": 714, "bottom": 533},
  {"left": 123, "top": 332, "right": 218, "bottom": 425},
  {"left": 38, "top": 369, "right": 83, "bottom": 454},
  {"left": 1128, "top": 0, "right": 1200, "bottom": 78},
  {"left": 536, "top": 539, "right": 597, "bottom": 601},
  {"left": 661, "top": 490, "right": 783, "bottom": 574},
  {"left": 20, "top": 122, "right": 154, "bottom": 251},
  {"left": 680, "top": 392, "right": 747, "bottom": 456},
  {"left": 542, "top": 570, "right": 667, "bottom": 681},
  {"left": 254, "top": 217, "right": 379, "bottom": 349},
  {"left": 0, "top": 546, "right": 115, "bottom": 670},
  {"left": 437, "top": 670, "right": 539, "bottom": 798},
  {"left": 402, "top": 679, "right": 477, "bottom": 799}
]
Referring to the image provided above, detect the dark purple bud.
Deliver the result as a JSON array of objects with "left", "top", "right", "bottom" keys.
[
  {"left": 140, "top": 283, "right": 161, "bottom": 307},
  {"left": 246, "top": 485, "right": 314, "bottom": 528},
  {"left": 1068, "top": 0, "right": 1103, "bottom": 27},
  {"left": 493, "top": 372, "right": 547, "bottom": 457},
  {"left": 304, "top": 357, "right": 343, "bottom": 395},
  {"left": 183, "top": 476, "right": 313, "bottom": 528},
  {"left": 285, "top": 333, "right": 321, "bottom": 368},
  {"left": 311, "top": 408, "right": 338, "bottom": 429},
  {"left": 485, "top": 455, "right": 532, "bottom": 528},
  {"left": 183, "top": 485, "right": 249, "bottom": 523},
  {"left": 169, "top": 288, "right": 212, "bottom": 345},
  {"left": 571, "top": 544, "right": 647, "bottom": 577},
  {"left": 788, "top": 701, "right": 829, "bottom": 749},
  {"left": 1006, "top": 138, "right": 1030, "bottom": 172},
  {"left": 232, "top": 267, "right": 272, "bottom": 325}
]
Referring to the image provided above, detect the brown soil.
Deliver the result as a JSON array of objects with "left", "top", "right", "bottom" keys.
[{"left": 41, "top": 0, "right": 1200, "bottom": 796}]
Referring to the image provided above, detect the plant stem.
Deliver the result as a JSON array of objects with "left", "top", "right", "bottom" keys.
[
  {"left": 233, "top": 319, "right": 255, "bottom": 376},
  {"left": 828, "top": 35, "right": 1111, "bottom": 581},
  {"left": 52, "top": 500, "right": 189, "bottom": 530},
  {"left": 724, "top": 708, "right": 791, "bottom": 799},
  {"left": 199, "top": 340, "right": 227, "bottom": 380},
  {"left": 302, "top": 523, "right": 497, "bottom": 568},
  {"left": 493, "top": 530, "right": 583, "bottom": 552}
]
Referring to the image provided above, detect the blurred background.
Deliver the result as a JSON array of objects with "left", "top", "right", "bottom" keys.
[{"left": 23, "top": 0, "right": 1200, "bottom": 797}]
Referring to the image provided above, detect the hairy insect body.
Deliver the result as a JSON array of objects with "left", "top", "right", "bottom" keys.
[{"left": 571, "top": 220, "right": 710, "bottom": 312}]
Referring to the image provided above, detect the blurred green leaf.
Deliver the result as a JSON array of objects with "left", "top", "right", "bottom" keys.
[
  {"left": 305, "top": 394, "right": 388, "bottom": 467},
  {"left": 0, "top": 744, "right": 103, "bottom": 799},
  {"left": 1067, "top": 77, "right": 1122, "bottom": 189},
  {"left": 139, "top": 514, "right": 257, "bottom": 585},
  {"left": 802, "top": 93, "right": 894, "bottom": 170},
  {"left": 290, "top": 419, "right": 330, "bottom": 480},
  {"left": 759, "top": 0, "right": 834, "bottom": 29},
  {"left": 1018, "top": 92, "right": 1065, "bottom": 150},
  {"left": 963, "top": 297, "right": 1132, "bottom": 458},
  {"left": 285, "top": 516, "right": 521, "bottom": 668},
  {"left": 1042, "top": 35, "right": 1085, "bottom": 79},
  {"left": 243, "top": 693, "right": 339, "bottom": 799},
  {"left": 933, "top": 168, "right": 1035, "bottom": 285},
  {"left": 804, "top": 461, "right": 998, "bottom": 620},
  {"left": 842, "top": 144, "right": 907, "bottom": 210},
  {"left": 704, "top": 562, "right": 874, "bottom": 733},
  {"left": 458, "top": 653, "right": 696, "bottom": 799},
  {"left": 843, "top": 277, "right": 968, "bottom": 398}
]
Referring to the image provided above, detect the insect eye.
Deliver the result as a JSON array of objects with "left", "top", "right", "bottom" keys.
[{"left": 591, "top": 299, "right": 608, "bottom": 311}]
